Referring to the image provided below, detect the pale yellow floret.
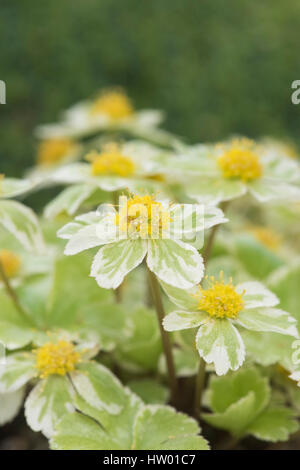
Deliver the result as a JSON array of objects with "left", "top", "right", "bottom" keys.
[
  {"left": 87, "top": 143, "right": 136, "bottom": 177},
  {"left": 90, "top": 89, "right": 134, "bottom": 119},
  {"left": 35, "top": 340, "right": 81, "bottom": 379},
  {"left": 0, "top": 250, "right": 21, "bottom": 278},
  {"left": 249, "top": 226, "right": 281, "bottom": 252},
  {"left": 116, "top": 194, "right": 171, "bottom": 237},
  {"left": 37, "top": 138, "right": 75, "bottom": 166},
  {"left": 217, "top": 139, "right": 262, "bottom": 181},
  {"left": 196, "top": 272, "right": 244, "bottom": 319}
]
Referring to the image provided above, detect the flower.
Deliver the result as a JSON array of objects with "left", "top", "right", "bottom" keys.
[
  {"left": 0, "top": 333, "right": 100, "bottom": 437},
  {"left": 0, "top": 250, "right": 21, "bottom": 279},
  {"left": 49, "top": 141, "right": 171, "bottom": 195},
  {"left": 165, "top": 138, "right": 300, "bottom": 204},
  {"left": 34, "top": 88, "right": 177, "bottom": 146},
  {"left": 58, "top": 194, "right": 227, "bottom": 289},
  {"left": 162, "top": 273, "right": 298, "bottom": 375},
  {"left": 37, "top": 138, "right": 80, "bottom": 167}
]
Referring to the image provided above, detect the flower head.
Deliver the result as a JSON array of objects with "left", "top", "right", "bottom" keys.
[
  {"left": 249, "top": 226, "right": 281, "bottom": 251},
  {"left": 0, "top": 250, "right": 21, "bottom": 278},
  {"left": 87, "top": 143, "right": 136, "bottom": 177},
  {"left": 35, "top": 340, "right": 81, "bottom": 379},
  {"left": 116, "top": 193, "right": 171, "bottom": 238},
  {"left": 90, "top": 89, "right": 134, "bottom": 119},
  {"left": 37, "top": 138, "right": 76, "bottom": 166},
  {"left": 162, "top": 275, "right": 298, "bottom": 375},
  {"left": 196, "top": 273, "right": 244, "bottom": 319},
  {"left": 217, "top": 140, "right": 262, "bottom": 181}
]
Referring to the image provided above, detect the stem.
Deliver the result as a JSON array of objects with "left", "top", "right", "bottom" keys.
[
  {"left": 203, "top": 201, "right": 230, "bottom": 265},
  {"left": 146, "top": 267, "right": 178, "bottom": 404},
  {"left": 193, "top": 357, "right": 206, "bottom": 419},
  {"left": 0, "top": 260, "right": 35, "bottom": 327}
]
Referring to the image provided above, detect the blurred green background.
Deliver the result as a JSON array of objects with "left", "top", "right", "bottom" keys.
[{"left": 1, "top": 0, "right": 300, "bottom": 176}]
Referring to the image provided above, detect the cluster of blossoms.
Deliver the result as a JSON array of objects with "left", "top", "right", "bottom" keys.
[{"left": 1, "top": 88, "right": 300, "bottom": 450}]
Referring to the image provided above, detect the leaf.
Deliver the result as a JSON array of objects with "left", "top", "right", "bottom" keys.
[
  {"left": 91, "top": 239, "right": 147, "bottom": 289},
  {"left": 203, "top": 368, "right": 270, "bottom": 437},
  {"left": 0, "top": 388, "right": 25, "bottom": 425},
  {"left": 51, "top": 387, "right": 143, "bottom": 450},
  {"left": 196, "top": 319, "right": 245, "bottom": 375},
  {"left": 234, "top": 234, "right": 283, "bottom": 279},
  {"left": 269, "top": 262, "right": 300, "bottom": 322},
  {"left": 25, "top": 375, "right": 75, "bottom": 437},
  {"left": 0, "top": 352, "right": 36, "bottom": 393},
  {"left": 128, "top": 379, "right": 169, "bottom": 404},
  {"left": 0, "top": 290, "right": 37, "bottom": 349},
  {"left": 70, "top": 362, "right": 127, "bottom": 415},
  {"left": 242, "top": 330, "right": 295, "bottom": 370},
  {"left": 247, "top": 406, "right": 299, "bottom": 442},
  {"left": 115, "top": 306, "right": 162, "bottom": 372},
  {"left": 147, "top": 239, "right": 204, "bottom": 289},
  {"left": 0, "top": 200, "right": 45, "bottom": 254},
  {"left": 132, "top": 405, "right": 209, "bottom": 450}
]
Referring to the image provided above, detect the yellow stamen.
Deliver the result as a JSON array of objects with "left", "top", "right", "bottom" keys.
[
  {"left": 196, "top": 272, "right": 244, "bottom": 319},
  {"left": 116, "top": 194, "right": 171, "bottom": 238},
  {"left": 35, "top": 340, "right": 81, "bottom": 379},
  {"left": 90, "top": 89, "right": 134, "bottom": 119},
  {"left": 249, "top": 226, "right": 281, "bottom": 252},
  {"left": 0, "top": 250, "right": 21, "bottom": 278},
  {"left": 217, "top": 139, "right": 262, "bottom": 181},
  {"left": 37, "top": 139, "right": 75, "bottom": 166},
  {"left": 88, "top": 143, "right": 136, "bottom": 177}
]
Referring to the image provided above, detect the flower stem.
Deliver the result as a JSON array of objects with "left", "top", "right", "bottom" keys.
[
  {"left": 146, "top": 267, "right": 178, "bottom": 405},
  {"left": 203, "top": 201, "right": 229, "bottom": 265},
  {"left": 193, "top": 357, "right": 206, "bottom": 419},
  {"left": 0, "top": 260, "right": 35, "bottom": 327}
]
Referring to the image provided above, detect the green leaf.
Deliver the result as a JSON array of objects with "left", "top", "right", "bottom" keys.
[
  {"left": 115, "top": 306, "right": 162, "bottom": 372},
  {"left": 269, "top": 262, "right": 300, "bottom": 322},
  {"left": 25, "top": 375, "right": 75, "bottom": 437},
  {"left": 159, "top": 347, "right": 199, "bottom": 377},
  {"left": 203, "top": 368, "right": 270, "bottom": 437},
  {"left": 70, "top": 362, "right": 127, "bottom": 415},
  {"left": 128, "top": 379, "right": 169, "bottom": 404},
  {"left": 247, "top": 406, "right": 299, "bottom": 442},
  {"left": 234, "top": 234, "right": 283, "bottom": 279},
  {"left": 209, "top": 368, "right": 270, "bottom": 414},
  {"left": 132, "top": 405, "right": 209, "bottom": 450},
  {"left": 0, "top": 200, "right": 45, "bottom": 254},
  {"left": 147, "top": 239, "right": 204, "bottom": 289},
  {"left": 196, "top": 319, "right": 245, "bottom": 375},
  {"left": 51, "top": 387, "right": 143, "bottom": 450}
]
